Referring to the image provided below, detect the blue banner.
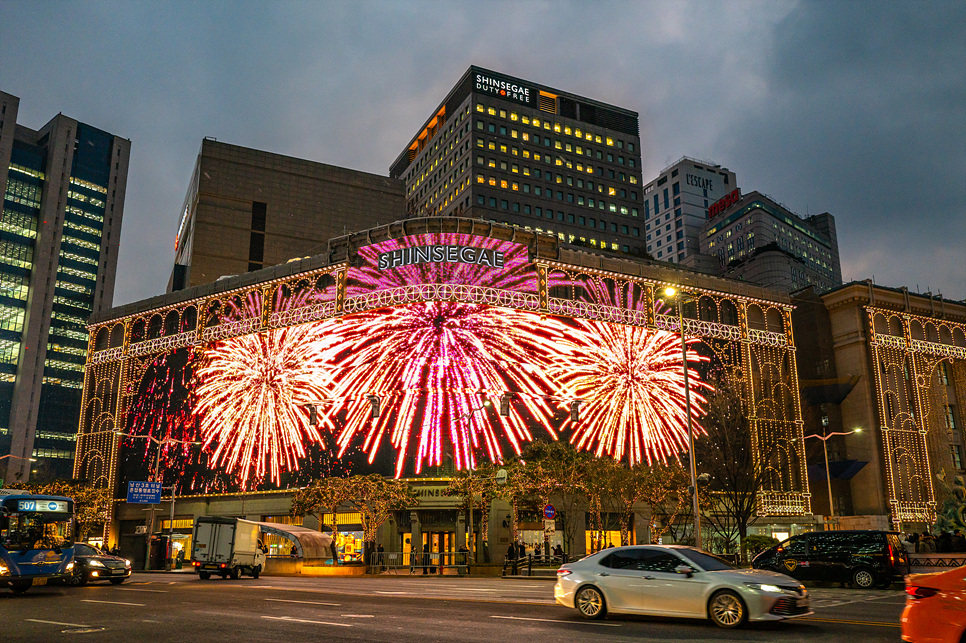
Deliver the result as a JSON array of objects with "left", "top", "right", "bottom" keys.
[{"left": 127, "top": 481, "right": 162, "bottom": 504}]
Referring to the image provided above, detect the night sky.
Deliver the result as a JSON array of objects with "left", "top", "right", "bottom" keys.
[{"left": 1, "top": 1, "right": 963, "bottom": 303}]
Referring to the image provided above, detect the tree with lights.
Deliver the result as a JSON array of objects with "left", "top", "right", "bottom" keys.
[
  {"left": 6, "top": 480, "right": 112, "bottom": 541},
  {"left": 290, "top": 476, "right": 351, "bottom": 561},
  {"left": 342, "top": 474, "right": 417, "bottom": 565}
]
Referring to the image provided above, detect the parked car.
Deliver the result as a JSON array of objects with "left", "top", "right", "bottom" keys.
[
  {"left": 554, "top": 545, "right": 810, "bottom": 628},
  {"left": 902, "top": 565, "right": 966, "bottom": 642},
  {"left": 752, "top": 530, "right": 908, "bottom": 589},
  {"left": 67, "top": 543, "right": 131, "bottom": 586}
]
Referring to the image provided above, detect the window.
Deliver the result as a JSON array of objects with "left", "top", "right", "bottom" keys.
[
  {"left": 781, "top": 536, "right": 807, "bottom": 556},
  {"left": 952, "top": 445, "right": 963, "bottom": 470}
]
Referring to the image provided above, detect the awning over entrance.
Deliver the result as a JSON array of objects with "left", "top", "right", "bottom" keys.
[{"left": 254, "top": 522, "right": 334, "bottom": 559}]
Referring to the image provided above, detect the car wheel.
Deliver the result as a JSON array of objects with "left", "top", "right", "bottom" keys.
[
  {"left": 252, "top": 565, "right": 260, "bottom": 579},
  {"left": 70, "top": 571, "right": 88, "bottom": 587},
  {"left": 575, "top": 586, "right": 606, "bottom": 620},
  {"left": 109, "top": 578, "right": 125, "bottom": 585},
  {"left": 852, "top": 568, "right": 875, "bottom": 589},
  {"left": 708, "top": 590, "right": 747, "bottom": 628},
  {"left": 229, "top": 568, "right": 240, "bottom": 580},
  {"left": 198, "top": 571, "right": 211, "bottom": 580}
]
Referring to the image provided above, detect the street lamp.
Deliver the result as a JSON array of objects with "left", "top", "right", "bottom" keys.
[
  {"left": 457, "top": 399, "right": 493, "bottom": 565},
  {"left": 805, "top": 427, "right": 862, "bottom": 521},
  {"left": 114, "top": 431, "right": 201, "bottom": 569},
  {"left": 664, "top": 286, "right": 703, "bottom": 550}
]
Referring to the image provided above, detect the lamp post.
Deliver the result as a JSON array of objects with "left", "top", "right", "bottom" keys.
[
  {"left": 664, "top": 287, "right": 703, "bottom": 550},
  {"left": 805, "top": 427, "right": 862, "bottom": 521},
  {"left": 457, "top": 399, "right": 493, "bottom": 565},
  {"left": 115, "top": 431, "right": 200, "bottom": 569}
]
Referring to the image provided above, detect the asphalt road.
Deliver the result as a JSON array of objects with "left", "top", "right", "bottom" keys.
[{"left": 4, "top": 572, "right": 907, "bottom": 642}]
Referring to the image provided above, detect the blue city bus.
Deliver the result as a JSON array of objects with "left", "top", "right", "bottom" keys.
[{"left": 0, "top": 492, "right": 76, "bottom": 593}]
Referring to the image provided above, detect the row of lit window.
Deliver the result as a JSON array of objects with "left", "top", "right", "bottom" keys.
[
  {"left": 476, "top": 120, "right": 637, "bottom": 169},
  {"left": 53, "top": 294, "right": 92, "bottom": 312},
  {"left": 67, "top": 204, "right": 105, "bottom": 224},
  {"left": 474, "top": 137, "right": 639, "bottom": 186},
  {"left": 0, "top": 238, "right": 34, "bottom": 269},
  {"left": 0, "top": 206, "right": 39, "bottom": 239},
  {"left": 61, "top": 250, "right": 98, "bottom": 266},
  {"left": 51, "top": 310, "right": 89, "bottom": 326},
  {"left": 62, "top": 234, "right": 101, "bottom": 253},
  {"left": 9, "top": 163, "right": 45, "bottom": 181},
  {"left": 47, "top": 342, "right": 86, "bottom": 357},
  {"left": 31, "top": 448, "right": 74, "bottom": 459},
  {"left": 49, "top": 327, "right": 88, "bottom": 343},
  {"left": 65, "top": 218, "right": 103, "bottom": 238},
  {"left": 5, "top": 178, "right": 43, "bottom": 209},
  {"left": 494, "top": 217, "right": 625, "bottom": 252},
  {"left": 0, "top": 337, "right": 19, "bottom": 366},
  {"left": 44, "top": 357, "right": 84, "bottom": 372},
  {"left": 475, "top": 154, "right": 637, "bottom": 201},
  {"left": 474, "top": 175, "right": 637, "bottom": 216},
  {"left": 0, "top": 305, "right": 25, "bottom": 332},
  {"left": 1, "top": 271, "right": 30, "bottom": 301},
  {"left": 57, "top": 264, "right": 97, "bottom": 282},
  {"left": 56, "top": 280, "right": 93, "bottom": 296},
  {"left": 477, "top": 195, "right": 641, "bottom": 238},
  {"left": 475, "top": 103, "right": 635, "bottom": 152},
  {"left": 67, "top": 190, "right": 105, "bottom": 209},
  {"left": 69, "top": 176, "right": 108, "bottom": 195},
  {"left": 35, "top": 430, "right": 77, "bottom": 442},
  {"left": 41, "top": 376, "right": 82, "bottom": 388}
]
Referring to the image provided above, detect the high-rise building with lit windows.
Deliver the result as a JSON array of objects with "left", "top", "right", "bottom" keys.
[
  {"left": 0, "top": 90, "right": 129, "bottom": 483},
  {"left": 390, "top": 66, "right": 647, "bottom": 256}
]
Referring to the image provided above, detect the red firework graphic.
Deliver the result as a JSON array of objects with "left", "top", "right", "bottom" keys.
[
  {"left": 328, "top": 301, "right": 570, "bottom": 476},
  {"left": 548, "top": 319, "right": 710, "bottom": 465},
  {"left": 192, "top": 323, "right": 336, "bottom": 489}
]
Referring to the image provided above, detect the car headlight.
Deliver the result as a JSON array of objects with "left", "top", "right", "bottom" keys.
[
  {"left": 745, "top": 582, "right": 782, "bottom": 593},
  {"left": 89, "top": 559, "right": 106, "bottom": 568},
  {"left": 124, "top": 559, "right": 131, "bottom": 568},
  {"left": 0, "top": 562, "right": 8, "bottom": 575},
  {"left": 66, "top": 561, "right": 75, "bottom": 571}
]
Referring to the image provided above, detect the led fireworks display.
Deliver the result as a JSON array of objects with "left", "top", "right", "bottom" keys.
[{"left": 117, "top": 233, "right": 711, "bottom": 493}]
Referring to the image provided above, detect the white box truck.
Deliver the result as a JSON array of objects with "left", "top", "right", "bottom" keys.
[{"left": 191, "top": 516, "right": 267, "bottom": 580}]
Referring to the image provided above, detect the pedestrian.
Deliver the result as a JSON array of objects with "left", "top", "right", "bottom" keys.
[
  {"left": 532, "top": 543, "right": 541, "bottom": 560},
  {"left": 423, "top": 543, "right": 431, "bottom": 575},
  {"left": 954, "top": 530, "right": 966, "bottom": 553},
  {"left": 919, "top": 532, "right": 936, "bottom": 553},
  {"left": 901, "top": 533, "right": 916, "bottom": 554},
  {"left": 517, "top": 541, "right": 525, "bottom": 559},
  {"left": 938, "top": 530, "right": 953, "bottom": 553},
  {"left": 290, "top": 543, "right": 298, "bottom": 558},
  {"left": 506, "top": 542, "right": 516, "bottom": 562}
]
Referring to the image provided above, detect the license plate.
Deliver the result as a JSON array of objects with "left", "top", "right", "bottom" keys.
[
  {"left": 112, "top": 569, "right": 125, "bottom": 575},
  {"left": 32, "top": 577, "right": 47, "bottom": 586}
]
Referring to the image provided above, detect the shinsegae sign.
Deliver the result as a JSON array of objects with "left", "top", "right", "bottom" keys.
[
  {"left": 475, "top": 72, "right": 533, "bottom": 105},
  {"left": 377, "top": 244, "right": 506, "bottom": 270}
]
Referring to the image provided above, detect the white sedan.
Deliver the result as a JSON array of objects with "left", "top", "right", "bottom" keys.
[{"left": 554, "top": 545, "right": 811, "bottom": 628}]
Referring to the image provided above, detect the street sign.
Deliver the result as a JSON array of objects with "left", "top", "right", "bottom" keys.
[
  {"left": 543, "top": 504, "right": 556, "bottom": 520},
  {"left": 544, "top": 519, "right": 556, "bottom": 536},
  {"left": 127, "top": 481, "right": 162, "bottom": 504}
]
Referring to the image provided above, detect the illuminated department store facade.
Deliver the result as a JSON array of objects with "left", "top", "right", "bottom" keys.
[{"left": 75, "top": 217, "right": 813, "bottom": 559}]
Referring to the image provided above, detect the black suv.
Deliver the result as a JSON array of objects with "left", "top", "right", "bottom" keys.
[
  {"left": 66, "top": 543, "right": 132, "bottom": 586},
  {"left": 752, "top": 530, "right": 909, "bottom": 589}
]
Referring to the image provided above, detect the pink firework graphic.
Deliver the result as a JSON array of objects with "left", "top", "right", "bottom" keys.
[
  {"left": 549, "top": 320, "right": 711, "bottom": 465},
  {"left": 192, "top": 323, "right": 337, "bottom": 489},
  {"left": 327, "top": 301, "right": 571, "bottom": 476}
]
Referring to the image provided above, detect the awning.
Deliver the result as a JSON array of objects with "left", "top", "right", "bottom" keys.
[{"left": 254, "top": 522, "right": 334, "bottom": 559}]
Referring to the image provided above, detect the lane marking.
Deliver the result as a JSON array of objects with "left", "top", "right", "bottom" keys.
[
  {"left": 265, "top": 598, "right": 341, "bottom": 606},
  {"left": 25, "top": 619, "right": 92, "bottom": 628},
  {"left": 491, "top": 615, "right": 621, "bottom": 627},
  {"left": 800, "top": 617, "right": 900, "bottom": 628},
  {"left": 261, "top": 615, "right": 351, "bottom": 627},
  {"left": 375, "top": 590, "right": 410, "bottom": 595},
  {"left": 117, "top": 588, "right": 168, "bottom": 593},
  {"left": 341, "top": 614, "right": 375, "bottom": 618},
  {"left": 81, "top": 599, "right": 145, "bottom": 607}
]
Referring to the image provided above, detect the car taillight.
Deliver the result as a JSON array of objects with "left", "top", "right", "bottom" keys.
[
  {"left": 556, "top": 568, "right": 572, "bottom": 576},
  {"left": 888, "top": 542, "right": 895, "bottom": 565},
  {"left": 220, "top": 563, "right": 227, "bottom": 568},
  {"left": 905, "top": 585, "right": 939, "bottom": 599},
  {"left": 192, "top": 561, "right": 199, "bottom": 567}
]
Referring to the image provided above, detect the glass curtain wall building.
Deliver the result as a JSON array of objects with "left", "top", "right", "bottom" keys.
[{"left": 0, "top": 90, "right": 129, "bottom": 483}]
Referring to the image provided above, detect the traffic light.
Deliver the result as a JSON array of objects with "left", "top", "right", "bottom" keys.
[
  {"left": 367, "top": 394, "right": 381, "bottom": 418},
  {"left": 569, "top": 400, "right": 581, "bottom": 423},
  {"left": 499, "top": 393, "right": 512, "bottom": 416},
  {"left": 307, "top": 404, "right": 318, "bottom": 426}
]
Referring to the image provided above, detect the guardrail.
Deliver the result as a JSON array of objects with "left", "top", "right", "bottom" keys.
[
  {"left": 502, "top": 553, "right": 571, "bottom": 576},
  {"left": 368, "top": 551, "right": 469, "bottom": 575}
]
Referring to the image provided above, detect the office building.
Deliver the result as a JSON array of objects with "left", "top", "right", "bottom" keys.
[
  {"left": 169, "top": 139, "right": 407, "bottom": 291},
  {"left": 641, "top": 157, "right": 737, "bottom": 264},
  {"left": 0, "top": 90, "right": 129, "bottom": 483},
  {"left": 390, "top": 66, "right": 647, "bottom": 256},
  {"left": 701, "top": 190, "right": 842, "bottom": 293}
]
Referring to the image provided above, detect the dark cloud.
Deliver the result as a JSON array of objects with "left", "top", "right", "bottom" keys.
[{"left": 1, "top": 0, "right": 962, "bottom": 303}]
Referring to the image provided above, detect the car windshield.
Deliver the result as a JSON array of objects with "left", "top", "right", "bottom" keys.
[{"left": 675, "top": 548, "right": 734, "bottom": 571}]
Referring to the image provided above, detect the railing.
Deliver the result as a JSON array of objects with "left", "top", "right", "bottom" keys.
[
  {"left": 368, "top": 551, "right": 469, "bottom": 574},
  {"left": 502, "top": 553, "right": 571, "bottom": 576}
]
